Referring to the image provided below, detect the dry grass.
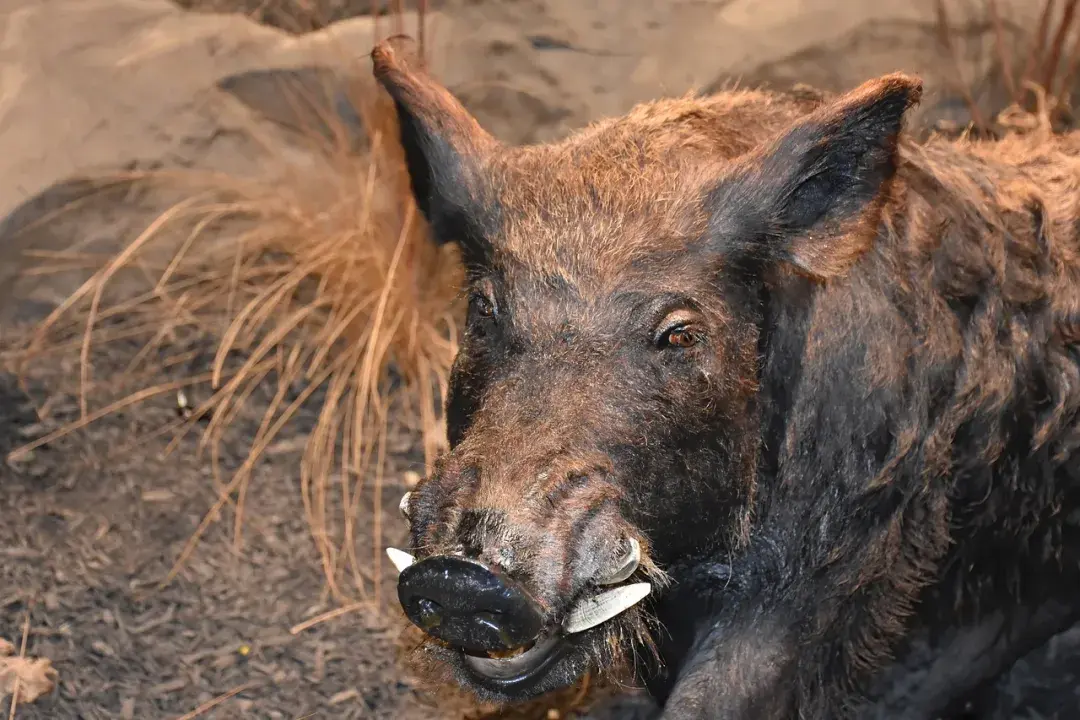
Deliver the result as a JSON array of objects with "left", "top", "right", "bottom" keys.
[
  {"left": 5, "top": 8, "right": 465, "bottom": 608},
  {"left": 938, "top": 0, "right": 1080, "bottom": 135}
]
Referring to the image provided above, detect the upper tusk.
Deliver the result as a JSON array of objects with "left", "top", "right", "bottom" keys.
[
  {"left": 598, "top": 537, "right": 641, "bottom": 585},
  {"left": 563, "top": 582, "right": 651, "bottom": 634},
  {"left": 399, "top": 492, "right": 412, "bottom": 519},
  {"left": 386, "top": 547, "right": 416, "bottom": 574}
]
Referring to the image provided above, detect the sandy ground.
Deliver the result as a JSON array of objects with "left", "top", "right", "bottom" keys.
[{"left": 0, "top": 0, "right": 1076, "bottom": 718}]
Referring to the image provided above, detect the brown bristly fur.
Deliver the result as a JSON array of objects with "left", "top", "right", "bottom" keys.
[{"left": 5, "top": 8, "right": 465, "bottom": 608}]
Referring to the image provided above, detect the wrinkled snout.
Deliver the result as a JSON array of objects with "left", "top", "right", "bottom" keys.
[
  {"left": 389, "top": 486, "right": 653, "bottom": 648},
  {"left": 397, "top": 555, "right": 545, "bottom": 652},
  {"left": 386, "top": 446, "right": 660, "bottom": 689}
]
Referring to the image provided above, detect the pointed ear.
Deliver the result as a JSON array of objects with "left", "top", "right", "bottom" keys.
[
  {"left": 708, "top": 73, "right": 922, "bottom": 280},
  {"left": 371, "top": 36, "right": 500, "bottom": 257}
]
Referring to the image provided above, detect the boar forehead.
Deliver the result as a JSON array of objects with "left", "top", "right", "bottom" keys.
[
  {"left": 493, "top": 157, "right": 708, "bottom": 294},
  {"left": 470, "top": 89, "right": 814, "bottom": 295}
]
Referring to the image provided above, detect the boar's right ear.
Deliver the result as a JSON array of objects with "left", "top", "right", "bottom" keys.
[{"left": 371, "top": 36, "right": 499, "bottom": 258}]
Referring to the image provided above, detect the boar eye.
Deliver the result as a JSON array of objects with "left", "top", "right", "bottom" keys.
[
  {"left": 470, "top": 292, "right": 497, "bottom": 320},
  {"left": 653, "top": 307, "right": 705, "bottom": 350},
  {"left": 658, "top": 324, "right": 702, "bottom": 349}
]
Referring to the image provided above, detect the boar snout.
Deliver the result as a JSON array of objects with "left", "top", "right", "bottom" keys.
[
  {"left": 387, "top": 454, "right": 660, "bottom": 688},
  {"left": 397, "top": 555, "right": 546, "bottom": 653}
]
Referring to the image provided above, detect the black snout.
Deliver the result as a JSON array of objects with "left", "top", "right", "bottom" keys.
[{"left": 397, "top": 556, "right": 545, "bottom": 652}]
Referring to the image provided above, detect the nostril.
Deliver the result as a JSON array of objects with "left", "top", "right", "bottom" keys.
[{"left": 415, "top": 598, "right": 444, "bottom": 629}]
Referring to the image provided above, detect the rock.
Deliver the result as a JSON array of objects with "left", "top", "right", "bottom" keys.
[
  {"left": 1, "top": 0, "right": 1041, "bottom": 238},
  {"left": 217, "top": 66, "right": 368, "bottom": 151}
]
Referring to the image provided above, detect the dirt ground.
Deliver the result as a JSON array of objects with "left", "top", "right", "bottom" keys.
[
  {"left": 1, "top": 0, "right": 1077, "bottom": 718},
  {"left": 0, "top": 255, "right": 635, "bottom": 719},
  {"left": 0, "top": 343, "right": 435, "bottom": 720}
]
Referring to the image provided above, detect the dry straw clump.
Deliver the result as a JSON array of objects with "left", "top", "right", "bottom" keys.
[
  {"left": 7, "top": 11, "right": 463, "bottom": 606},
  {"left": 937, "top": 0, "right": 1080, "bottom": 135}
]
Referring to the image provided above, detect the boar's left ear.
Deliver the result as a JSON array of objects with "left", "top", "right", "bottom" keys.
[
  {"left": 708, "top": 73, "right": 922, "bottom": 280},
  {"left": 371, "top": 35, "right": 500, "bottom": 260}
]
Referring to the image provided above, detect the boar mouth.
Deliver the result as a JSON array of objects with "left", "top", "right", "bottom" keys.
[
  {"left": 460, "top": 633, "right": 564, "bottom": 682},
  {"left": 388, "top": 546, "right": 654, "bottom": 689},
  {"left": 456, "top": 580, "right": 654, "bottom": 682}
]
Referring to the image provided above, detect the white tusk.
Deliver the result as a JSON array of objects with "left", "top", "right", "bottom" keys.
[
  {"left": 563, "top": 582, "right": 651, "bottom": 634},
  {"left": 598, "top": 537, "right": 641, "bottom": 585},
  {"left": 399, "top": 492, "right": 412, "bottom": 519},
  {"left": 386, "top": 547, "right": 416, "bottom": 574}
]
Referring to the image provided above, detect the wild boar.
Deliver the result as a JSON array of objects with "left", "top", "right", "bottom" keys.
[{"left": 371, "top": 36, "right": 1080, "bottom": 718}]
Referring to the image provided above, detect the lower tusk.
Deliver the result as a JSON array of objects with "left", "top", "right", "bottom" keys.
[
  {"left": 563, "top": 582, "right": 652, "bottom": 634},
  {"left": 399, "top": 492, "right": 412, "bottom": 519},
  {"left": 386, "top": 547, "right": 416, "bottom": 574},
  {"left": 598, "top": 537, "right": 641, "bottom": 585}
]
